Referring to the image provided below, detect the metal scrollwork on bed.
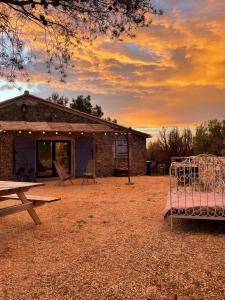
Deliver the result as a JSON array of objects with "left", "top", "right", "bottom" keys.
[{"left": 163, "top": 154, "right": 225, "bottom": 228}]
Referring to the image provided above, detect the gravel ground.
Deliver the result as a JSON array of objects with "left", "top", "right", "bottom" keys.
[{"left": 1, "top": 176, "right": 225, "bottom": 300}]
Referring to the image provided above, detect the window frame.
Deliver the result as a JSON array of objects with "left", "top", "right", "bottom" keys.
[
  {"left": 115, "top": 137, "right": 128, "bottom": 157},
  {"left": 36, "top": 140, "right": 71, "bottom": 178}
]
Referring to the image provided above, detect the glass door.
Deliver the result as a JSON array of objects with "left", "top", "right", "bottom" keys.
[
  {"left": 37, "top": 141, "right": 71, "bottom": 177},
  {"left": 55, "top": 142, "right": 71, "bottom": 174},
  {"left": 37, "top": 141, "right": 53, "bottom": 177}
]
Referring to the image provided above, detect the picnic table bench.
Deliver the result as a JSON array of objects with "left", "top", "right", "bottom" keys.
[{"left": 0, "top": 181, "right": 60, "bottom": 225}]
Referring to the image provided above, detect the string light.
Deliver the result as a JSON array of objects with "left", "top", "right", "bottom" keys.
[{"left": 0, "top": 130, "right": 130, "bottom": 136}]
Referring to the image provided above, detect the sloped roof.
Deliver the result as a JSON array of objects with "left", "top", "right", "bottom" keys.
[
  {"left": 0, "top": 91, "right": 150, "bottom": 138},
  {"left": 0, "top": 121, "right": 118, "bottom": 133}
]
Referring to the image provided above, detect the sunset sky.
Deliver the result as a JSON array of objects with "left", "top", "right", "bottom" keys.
[{"left": 1, "top": 0, "right": 225, "bottom": 138}]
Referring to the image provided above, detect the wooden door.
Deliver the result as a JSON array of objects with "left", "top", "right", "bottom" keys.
[
  {"left": 14, "top": 136, "right": 36, "bottom": 177},
  {"left": 76, "top": 137, "right": 93, "bottom": 177}
]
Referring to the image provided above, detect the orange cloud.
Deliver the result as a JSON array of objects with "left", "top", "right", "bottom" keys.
[{"left": 1, "top": 0, "right": 225, "bottom": 135}]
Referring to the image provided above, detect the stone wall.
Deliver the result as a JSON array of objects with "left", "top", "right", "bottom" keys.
[
  {"left": 94, "top": 134, "right": 115, "bottom": 177},
  {"left": 94, "top": 133, "right": 147, "bottom": 177},
  {"left": 0, "top": 132, "right": 147, "bottom": 179},
  {"left": 0, "top": 96, "right": 97, "bottom": 123},
  {"left": 130, "top": 134, "right": 147, "bottom": 175},
  {"left": 0, "top": 133, "right": 14, "bottom": 180}
]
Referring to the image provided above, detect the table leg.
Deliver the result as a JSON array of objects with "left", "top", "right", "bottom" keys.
[{"left": 17, "top": 191, "right": 41, "bottom": 225}]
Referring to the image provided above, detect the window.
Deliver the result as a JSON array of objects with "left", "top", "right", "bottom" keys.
[
  {"left": 115, "top": 138, "right": 128, "bottom": 156},
  {"left": 36, "top": 140, "right": 71, "bottom": 177}
]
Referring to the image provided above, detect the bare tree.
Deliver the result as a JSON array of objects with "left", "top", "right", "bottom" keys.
[
  {"left": 0, "top": 0, "right": 162, "bottom": 83},
  {"left": 193, "top": 119, "right": 225, "bottom": 155},
  {"left": 147, "top": 127, "right": 193, "bottom": 168}
]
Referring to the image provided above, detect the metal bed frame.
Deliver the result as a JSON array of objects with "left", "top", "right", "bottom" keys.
[{"left": 166, "top": 154, "right": 225, "bottom": 228}]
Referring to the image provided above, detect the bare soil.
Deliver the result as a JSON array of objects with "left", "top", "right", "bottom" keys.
[{"left": 1, "top": 176, "right": 225, "bottom": 300}]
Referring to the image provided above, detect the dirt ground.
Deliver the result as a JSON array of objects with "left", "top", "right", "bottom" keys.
[{"left": 1, "top": 176, "right": 225, "bottom": 300}]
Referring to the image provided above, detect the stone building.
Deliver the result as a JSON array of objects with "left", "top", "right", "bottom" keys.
[{"left": 0, "top": 91, "right": 149, "bottom": 180}]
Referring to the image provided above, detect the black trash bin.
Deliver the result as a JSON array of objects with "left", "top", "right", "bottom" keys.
[{"left": 146, "top": 161, "right": 151, "bottom": 175}]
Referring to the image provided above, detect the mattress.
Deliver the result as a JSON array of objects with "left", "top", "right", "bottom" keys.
[{"left": 163, "top": 191, "right": 225, "bottom": 218}]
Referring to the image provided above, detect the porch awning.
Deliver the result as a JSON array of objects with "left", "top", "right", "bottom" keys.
[{"left": 0, "top": 121, "right": 121, "bottom": 133}]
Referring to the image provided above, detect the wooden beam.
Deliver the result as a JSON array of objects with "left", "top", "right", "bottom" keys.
[
  {"left": 0, "top": 203, "right": 33, "bottom": 217},
  {"left": 17, "top": 191, "right": 41, "bottom": 225},
  {"left": 0, "top": 194, "right": 60, "bottom": 203},
  {"left": 126, "top": 128, "right": 133, "bottom": 185}
]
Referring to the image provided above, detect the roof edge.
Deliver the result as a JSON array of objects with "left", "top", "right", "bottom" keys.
[{"left": 0, "top": 92, "right": 150, "bottom": 138}]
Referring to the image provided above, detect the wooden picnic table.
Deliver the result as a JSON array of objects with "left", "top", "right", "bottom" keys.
[{"left": 0, "top": 181, "right": 60, "bottom": 225}]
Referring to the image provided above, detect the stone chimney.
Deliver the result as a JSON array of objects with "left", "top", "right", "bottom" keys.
[{"left": 23, "top": 90, "right": 29, "bottom": 95}]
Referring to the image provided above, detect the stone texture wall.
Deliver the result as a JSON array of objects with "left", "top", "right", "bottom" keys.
[
  {"left": 0, "top": 133, "right": 14, "bottom": 180},
  {"left": 94, "top": 134, "right": 115, "bottom": 177},
  {"left": 94, "top": 133, "right": 146, "bottom": 177},
  {"left": 0, "top": 132, "right": 147, "bottom": 179},
  {"left": 130, "top": 134, "right": 147, "bottom": 175},
  {"left": 0, "top": 96, "right": 97, "bottom": 123}
]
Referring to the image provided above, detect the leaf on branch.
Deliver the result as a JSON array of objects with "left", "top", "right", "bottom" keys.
[
  {"left": 40, "top": 15, "right": 48, "bottom": 26},
  {"left": 0, "top": 0, "right": 162, "bottom": 84}
]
